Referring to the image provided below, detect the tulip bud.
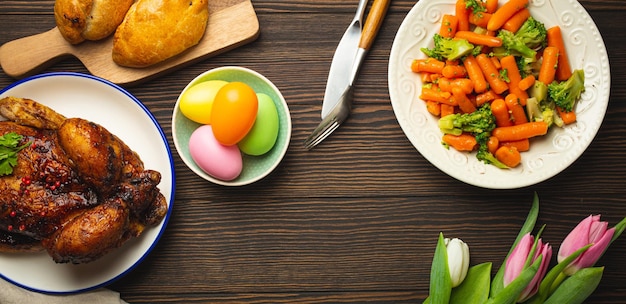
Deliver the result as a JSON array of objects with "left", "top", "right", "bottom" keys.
[
  {"left": 557, "top": 215, "right": 615, "bottom": 276},
  {"left": 445, "top": 238, "right": 470, "bottom": 287},
  {"left": 504, "top": 233, "right": 552, "bottom": 303}
]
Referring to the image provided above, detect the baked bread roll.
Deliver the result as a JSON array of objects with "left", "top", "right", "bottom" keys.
[
  {"left": 112, "top": 0, "right": 209, "bottom": 68},
  {"left": 54, "top": 0, "right": 134, "bottom": 44}
]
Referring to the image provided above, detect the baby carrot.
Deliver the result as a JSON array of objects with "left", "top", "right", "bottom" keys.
[
  {"left": 491, "top": 98, "right": 513, "bottom": 127},
  {"left": 452, "top": 87, "right": 477, "bottom": 113},
  {"left": 440, "top": 14, "right": 459, "bottom": 38},
  {"left": 518, "top": 75, "right": 535, "bottom": 91},
  {"left": 495, "top": 146, "right": 521, "bottom": 168},
  {"left": 504, "top": 93, "right": 528, "bottom": 124},
  {"left": 443, "top": 133, "right": 477, "bottom": 151},
  {"left": 492, "top": 121, "right": 549, "bottom": 142},
  {"left": 538, "top": 46, "right": 559, "bottom": 84},
  {"left": 441, "top": 103, "right": 456, "bottom": 117},
  {"left": 487, "top": 0, "right": 529, "bottom": 31},
  {"left": 485, "top": 0, "right": 499, "bottom": 13},
  {"left": 411, "top": 59, "right": 421, "bottom": 73},
  {"left": 470, "top": 12, "right": 492, "bottom": 29},
  {"left": 476, "top": 53, "right": 509, "bottom": 94},
  {"left": 437, "top": 77, "right": 474, "bottom": 94},
  {"left": 420, "top": 87, "right": 455, "bottom": 105},
  {"left": 547, "top": 26, "right": 573, "bottom": 81},
  {"left": 435, "top": 77, "right": 453, "bottom": 91},
  {"left": 413, "top": 58, "right": 446, "bottom": 74},
  {"left": 501, "top": 138, "right": 530, "bottom": 152},
  {"left": 426, "top": 100, "right": 442, "bottom": 116},
  {"left": 429, "top": 73, "right": 442, "bottom": 83},
  {"left": 475, "top": 90, "right": 501, "bottom": 106},
  {"left": 502, "top": 8, "right": 531, "bottom": 33},
  {"left": 455, "top": 31, "right": 503, "bottom": 47},
  {"left": 557, "top": 106, "right": 577, "bottom": 125},
  {"left": 490, "top": 56, "right": 501, "bottom": 69},
  {"left": 463, "top": 55, "right": 488, "bottom": 94},
  {"left": 487, "top": 136, "right": 500, "bottom": 154},
  {"left": 455, "top": 0, "right": 470, "bottom": 31},
  {"left": 500, "top": 55, "right": 529, "bottom": 104},
  {"left": 442, "top": 65, "right": 468, "bottom": 79}
]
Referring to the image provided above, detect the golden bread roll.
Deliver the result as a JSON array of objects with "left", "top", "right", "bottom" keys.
[
  {"left": 54, "top": 0, "right": 134, "bottom": 44},
  {"left": 112, "top": 0, "right": 209, "bottom": 68}
]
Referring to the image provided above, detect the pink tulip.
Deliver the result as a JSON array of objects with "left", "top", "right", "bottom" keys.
[
  {"left": 504, "top": 233, "right": 553, "bottom": 303},
  {"left": 558, "top": 215, "right": 615, "bottom": 275}
]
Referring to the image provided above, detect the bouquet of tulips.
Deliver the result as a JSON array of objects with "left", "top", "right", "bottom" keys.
[{"left": 424, "top": 193, "right": 626, "bottom": 304}]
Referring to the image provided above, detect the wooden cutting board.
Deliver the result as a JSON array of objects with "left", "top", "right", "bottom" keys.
[{"left": 0, "top": 0, "right": 260, "bottom": 87}]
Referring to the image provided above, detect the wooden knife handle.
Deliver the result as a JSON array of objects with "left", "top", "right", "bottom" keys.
[
  {"left": 0, "top": 28, "right": 74, "bottom": 79},
  {"left": 359, "top": 0, "right": 391, "bottom": 51}
]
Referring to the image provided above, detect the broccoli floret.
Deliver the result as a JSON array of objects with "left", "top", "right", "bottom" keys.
[
  {"left": 548, "top": 69, "right": 585, "bottom": 112},
  {"left": 438, "top": 103, "right": 496, "bottom": 136},
  {"left": 515, "top": 16, "right": 547, "bottom": 49},
  {"left": 465, "top": 0, "right": 486, "bottom": 14},
  {"left": 517, "top": 55, "right": 541, "bottom": 78},
  {"left": 475, "top": 132, "right": 509, "bottom": 169},
  {"left": 438, "top": 104, "right": 510, "bottom": 168},
  {"left": 526, "top": 97, "right": 562, "bottom": 128},
  {"left": 526, "top": 82, "right": 567, "bottom": 128},
  {"left": 421, "top": 34, "right": 476, "bottom": 61},
  {"left": 497, "top": 30, "right": 536, "bottom": 59},
  {"left": 496, "top": 17, "right": 547, "bottom": 61}
]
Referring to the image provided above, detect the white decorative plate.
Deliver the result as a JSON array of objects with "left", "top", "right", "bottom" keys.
[
  {"left": 0, "top": 72, "right": 175, "bottom": 294},
  {"left": 388, "top": 0, "right": 610, "bottom": 189}
]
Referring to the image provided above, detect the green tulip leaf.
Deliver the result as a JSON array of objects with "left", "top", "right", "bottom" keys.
[
  {"left": 491, "top": 193, "right": 540, "bottom": 298},
  {"left": 450, "top": 262, "right": 492, "bottom": 304},
  {"left": 429, "top": 232, "right": 452, "bottom": 304},
  {"left": 544, "top": 267, "right": 604, "bottom": 304}
]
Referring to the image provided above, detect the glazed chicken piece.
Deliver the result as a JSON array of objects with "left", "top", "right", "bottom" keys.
[{"left": 0, "top": 97, "right": 167, "bottom": 264}]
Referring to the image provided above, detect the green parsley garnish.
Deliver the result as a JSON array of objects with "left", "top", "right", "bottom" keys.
[
  {"left": 465, "top": 0, "right": 486, "bottom": 14},
  {"left": 500, "top": 69, "right": 510, "bottom": 83},
  {"left": 0, "top": 132, "right": 30, "bottom": 176}
]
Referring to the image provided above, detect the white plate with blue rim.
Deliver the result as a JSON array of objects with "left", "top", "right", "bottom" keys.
[
  {"left": 388, "top": 0, "right": 610, "bottom": 189},
  {"left": 0, "top": 72, "right": 175, "bottom": 294}
]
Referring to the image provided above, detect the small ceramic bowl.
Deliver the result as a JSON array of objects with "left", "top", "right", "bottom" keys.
[{"left": 172, "top": 66, "right": 292, "bottom": 186}]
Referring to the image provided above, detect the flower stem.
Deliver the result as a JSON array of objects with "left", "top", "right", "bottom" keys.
[{"left": 549, "top": 272, "right": 567, "bottom": 295}]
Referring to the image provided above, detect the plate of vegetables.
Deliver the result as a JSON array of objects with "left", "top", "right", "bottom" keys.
[{"left": 388, "top": 0, "right": 610, "bottom": 189}]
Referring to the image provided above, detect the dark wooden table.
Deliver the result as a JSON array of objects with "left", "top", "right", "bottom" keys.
[{"left": 1, "top": 0, "right": 625, "bottom": 303}]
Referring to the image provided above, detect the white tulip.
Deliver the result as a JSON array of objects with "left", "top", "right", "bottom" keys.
[{"left": 445, "top": 237, "right": 470, "bottom": 287}]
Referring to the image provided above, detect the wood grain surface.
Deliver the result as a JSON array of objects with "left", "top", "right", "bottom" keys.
[{"left": 1, "top": 0, "right": 625, "bottom": 303}]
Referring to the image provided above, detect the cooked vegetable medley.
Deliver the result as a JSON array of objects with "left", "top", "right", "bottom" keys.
[{"left": 412, "top": 0, "right": 585, "bottom": 168}]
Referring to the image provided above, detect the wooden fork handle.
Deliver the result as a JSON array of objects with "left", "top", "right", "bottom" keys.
[{"left": 359, "top": 0, "right": 391, "bottom": 51}]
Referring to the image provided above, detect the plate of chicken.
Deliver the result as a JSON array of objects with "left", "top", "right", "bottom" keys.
[{"left": 0, "top": 72, "right": 174, "bottom": 294}]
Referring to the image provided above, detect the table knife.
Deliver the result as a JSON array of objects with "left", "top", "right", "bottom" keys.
[
  {"left": 321, "top": 0, "right": 391, "bottom": 120},
  {"left": 320, "top": 0, "right": 368, "bottom": 119}
]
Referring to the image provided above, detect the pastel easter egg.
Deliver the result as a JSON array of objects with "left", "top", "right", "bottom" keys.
[
  {"left": 211, "top": 82, "right": 258, "bottom": 146},
  {"left": 179, "top": 80, "right": 229, "bottom": 124},
  {"left": 189, "top": 125, "right": 242, "bottom": 181},
  {"left": 238, "top": 93, "right": 280, "bottom": 156}
]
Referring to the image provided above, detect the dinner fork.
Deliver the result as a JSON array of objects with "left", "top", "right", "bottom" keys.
[{"left": 303, "top": 86, "right": 353, "bottom": 150}]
